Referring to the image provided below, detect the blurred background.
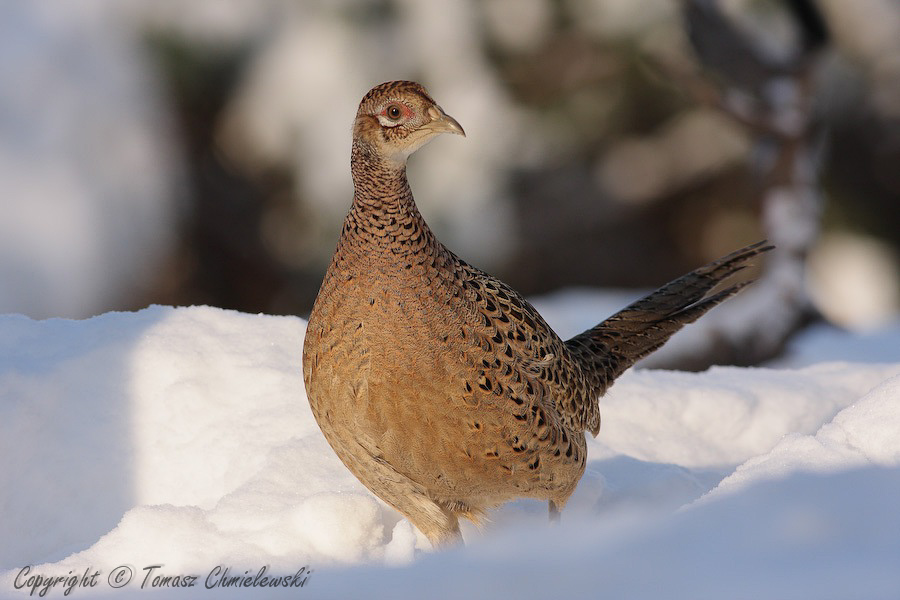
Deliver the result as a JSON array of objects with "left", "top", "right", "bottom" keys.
[{"left": 2, "top": 0, "right": 898, "bottom": 340}]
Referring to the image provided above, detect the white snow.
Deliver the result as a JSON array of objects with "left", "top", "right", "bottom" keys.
[{"left": 2, "top": 304, "right": 900, "bottom": 599}]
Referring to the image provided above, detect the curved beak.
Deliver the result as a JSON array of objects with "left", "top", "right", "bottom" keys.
[{"left": 424, "top": 105, "right": 466, "bottom": 137}]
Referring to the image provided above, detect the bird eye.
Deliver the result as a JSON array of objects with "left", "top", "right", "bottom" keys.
[{"left": 386, "top": 104, "right": 403, "bottom": 120}]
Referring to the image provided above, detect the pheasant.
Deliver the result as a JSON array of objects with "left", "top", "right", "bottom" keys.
[{"left": 302, "top": 80, "right": 772, "bottom": 547}]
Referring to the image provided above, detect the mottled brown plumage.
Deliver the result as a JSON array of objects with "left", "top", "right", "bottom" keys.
[{"left": 302, "top": 80, "right": 772, "bottom": 547}]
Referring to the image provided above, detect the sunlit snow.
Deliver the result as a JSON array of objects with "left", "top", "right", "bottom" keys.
[{"left": 2, "top": 303, "right": 899, "bottom": 599}]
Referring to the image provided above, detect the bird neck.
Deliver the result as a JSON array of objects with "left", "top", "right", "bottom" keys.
[
  {"left": 345, "top": 140, "right": 436, "bottom": 257},
  {"left": 350, "top": 140, "right": 414, "bottom": 210}
]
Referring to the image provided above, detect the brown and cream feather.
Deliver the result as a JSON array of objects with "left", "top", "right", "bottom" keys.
[{"left": 303, "top": 80, "right": 772, "bottom": 547}]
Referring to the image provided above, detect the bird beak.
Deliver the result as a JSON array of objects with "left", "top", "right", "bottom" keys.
[{"left": 424, "top": 105, "right": 466, "bottom": 137}]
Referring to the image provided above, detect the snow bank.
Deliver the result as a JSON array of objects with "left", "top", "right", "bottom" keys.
[
  {"left": 2, "top": 305, "right": 899, "bottom": 598},
  {"left": 707, "top": 372, "right": 900, "bottom": 497}
]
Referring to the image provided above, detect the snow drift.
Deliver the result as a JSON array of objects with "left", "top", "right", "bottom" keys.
[{"left": 1, "top": 305, "right": 899, "bottom": 598}]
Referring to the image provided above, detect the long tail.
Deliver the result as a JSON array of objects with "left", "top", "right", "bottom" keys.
[{"left": 566, "top": 240, "right": 773, "bottom": 432}]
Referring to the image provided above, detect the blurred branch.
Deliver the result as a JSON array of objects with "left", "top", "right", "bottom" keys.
[{"left": 642, "top": 0, "right": 830, "bottom": 370}]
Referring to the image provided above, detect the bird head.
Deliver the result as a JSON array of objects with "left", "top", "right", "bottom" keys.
[{"left": 353, "top": 81, "right": 465, "bottom": 168}]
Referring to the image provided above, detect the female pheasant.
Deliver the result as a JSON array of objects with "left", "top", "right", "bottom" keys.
[{"left": 303, "top": 80, "right": 770, "bottom": 547}]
